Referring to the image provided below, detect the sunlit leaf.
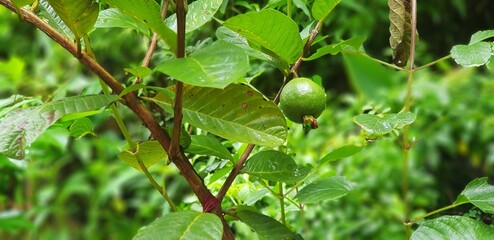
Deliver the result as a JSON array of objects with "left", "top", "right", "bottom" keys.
[
  {"left": 147, "top": 84, "right": 287, "bottom": 147},
  {"left": 469, "top": 30, "right": 494, "bottom": 44},
  {"left": 155, "top": 41, "right": 249, "bottom": 89},
  {"left": 241, "top": 150, "right": 310, "bottom": 183},
  {"left": 411, "top": 216, "right": 494, "bottom": 240},
  {"left": 103, "top": 0, "right": 177, "bottom": 53},
  {"left": 353, "top": 114, "right": 394, "bottom": 136},
  {"left": 117, "top": 141, "right": 167, "bottom": 171},
  {"left": 320, "top": 145, "right": 363, "bottom": 164},
  {"left": 186, "top": 135, "right": 232, "bottom": 160},
  {"left": 295, "top": 176, "right": 354, "bottom": 204},
  {"left": 311, "top": 0, "right": 341, "bottom": 20},
  {"left": 94, "top": 8, "right": 150, "bottom": 37},
  {"left": 224, "top": 9, "right": 303, "bottom": 68},
  {"left": 455, "top": 177, "right": 494, "bottom": 214},
  {"left": 165, "top": 0, "right": 222, "bottom": 33},
  {"left": 236, "top": 210, "right": 302, "bottom": 240},
  {"left": 451, "top": 42, "right": 493, "bottom": 67},
  {"left": 134, "top": 211, "right": 223, "bottom": 240}
]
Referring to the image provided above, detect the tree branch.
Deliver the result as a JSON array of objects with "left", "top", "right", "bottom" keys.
[{"left": 0, "top": 0, "right": 214, "bottom": 213}]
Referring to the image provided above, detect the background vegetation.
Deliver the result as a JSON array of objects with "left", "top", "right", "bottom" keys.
[{"left": 1, "top": 0, "right": 494, "bottom": 239}]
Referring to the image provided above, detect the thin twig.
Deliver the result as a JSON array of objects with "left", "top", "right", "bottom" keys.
[
  {"left": 140, "top": 0, "right": 170, "bottom": 69},
  {"left": 290, "top": 20, "right": 323, "bottom": 78}
]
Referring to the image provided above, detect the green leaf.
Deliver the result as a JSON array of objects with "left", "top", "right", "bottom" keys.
[
  {"left": 46, "top": 0, "right": 99, "bottom": 39},
  {"left": 455, "top": 177, "right": 494, "bottom": 213},
  {"left": 353, "top": 114, "right": 394, "bottom": 136},
  {"left": 0, "top": 107, "right": 60, "bottom": 159},
  {"left": 295, "top": 176, "right": 354, "bottom": 204},
  {"left": 388, "top": 0, "right": 415, "bottom": 67},
  {"left": 147, "top": 84, "right": 287, "bottom": 147},
  {"left": 469, "top": 30, "right": 494, "bottom": 44},
  {"left": 224, "top": 9, "right": 303, "bottom": 66},
  {"left": 39, "top": 94, "right": 119, "bottom": 116},
  {"left": 236, "top": 210, "right": 302, "bottom": 240},
  {"left": 241, "top": 150, "right": 310, "bottom": 183},
  {"left": 303, "top": 36, "right": 365, "bottom": 61},
  {"left": 411, "top": 216, "right": 494, "bottom": 240},
  {"left": 312, "top": 0, "right": 341, "bottom": 20},
  {"left": 387, "top": 111, "right": 416, "bottom": 128},
  {"left": 186, "top": 135, "right": 232, "bottom": 160},
  {"left": 451, "top": 42, "right": 493, "bottom": 67},
  {"left": 155, "top": 41, "right": 249, "bottom": 88},
  {"left": 103, "top": 0, "right": 177, "bottom": 54},
  {"left": 320, "top": 145, "right": 363, "bottom": 164},
  {"left": 69, "top": 117, "right": 94, "bottom": 138},
  {"left": 165, "top": 0, "right": 222, "bottom": 33},
  {"left": 94, "top": 8, "right": 150, "bottom": 37},
  {"left": 134, "top": 211, "right": 223, "bottom": 240},
  {"left": 117, "top": 141, "right": 167, "bottom": 171},
  {"left": 39, "top": 0, "right": 75, "bottom": 39}
]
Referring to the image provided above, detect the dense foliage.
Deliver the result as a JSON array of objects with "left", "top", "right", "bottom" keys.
[{"left": 1, "top": 0, "right": 494, "bottom": 239}]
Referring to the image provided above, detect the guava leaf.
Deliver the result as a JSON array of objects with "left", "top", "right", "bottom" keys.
[
  {"left": 117, "top": 141, "right": 167, "bottom": 171},
  {"left": 303, "top": 36, "right": 365, "bottom": 61},
  {"left": 454, "top": 177, "right": 494, "bottom": 214},
  {"left": 1, "top": 95, "right": 117, "bottom": 159},
  {"left": 39, "top": 0, "right": 75, "bottom": 39},
  {"left": 165, "top": 0, "right": 222, "bottom": 33},
  {"left": 46, "top": 0, "right": 99, "bottom": 39},
  {"left": 295, "top": 176, "right": 354, "bottom": 204},
  {"left": 147, "top": 85, "right": 287, "bottom": 147},
  {"left": 311, "top": 0, "right": 341, "bottom": 20},
  {"left": 186, "top": 135, "right": 232, "bottom": 160},
  {"left": 320, "top": 145, "right": 363, "bottom": 164},
  {"left": 411, "top": 216, "right": 494, "bottom": 240},
  {"left": 103, "top": 0, "right": 177, "bottom": 53},
  {"left": 388, "top": 0, "right": 415, "bottom": 67},
  {"left": 224, "top": 9, "right": 303, "bottom": 67},
  {"left": 133, "top": 211, "right": 223, "bottom": 240},
  {"left": 241, "top": 150, "right": 310, "bottom": 183},
  {"left": 469, "top": 30, "right": 494, "bottom": 44},
  {"left": 39, "top": 94, "right": 118, "bottom": 116},
  {"left": 451, "top": 42, "right": 493, "bottom": 67},
  {"left": 353, "top": 114, "right": 394, "bottom": 136},
  {"left": 94, "top": 8, "right": 150, "bottom": 37},
  {"left": 236, "top": 210, "right": 302, "bottom": 240},
  {"left": 0, "top": 107, "right": 59, "bottom": 159},
  {"left": 12, "top": 0, "right": 35, "bottom": 8},
  {"left": 155, "top": 41, "right": 249, "bottom": 89}
]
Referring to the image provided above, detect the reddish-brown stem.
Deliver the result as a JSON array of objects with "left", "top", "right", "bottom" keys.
[
  {"left": 169, "top": 0, "right": 185, "bottom": 163},
  {"left": 290, "top": 20, "right": 323, "bottom": 78},
  {"left": 0, "top": 0, "right": 215, "bottom": 219},
  {"left": 216, "top": 144, "right": 255, "bottom": 202}
]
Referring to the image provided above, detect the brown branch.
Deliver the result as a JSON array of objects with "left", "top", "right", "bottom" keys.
[
  {"left": 0, "top": 0, "right": 215, "bottom": 214},
  {"left": 140, "top": 0, "right": 170, "bottom": 68},
  {"left": 169, "top": 0, "right": 185, "bottom": 161},
  {"left": 290, "top": 20, "right": 323, "bottom": 78}
]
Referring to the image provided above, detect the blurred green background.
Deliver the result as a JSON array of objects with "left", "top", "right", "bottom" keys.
[{"left": 1, "top": 0, "right": 494, "bottom": 239}]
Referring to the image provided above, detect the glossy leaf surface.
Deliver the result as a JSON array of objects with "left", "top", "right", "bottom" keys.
[
  {"left": 165, "top": 0, "right": 222, "bottom": 33},
  {"left": 295, "top": 176, "right": 354, "bottom": 204},
  {"left": 155, "top": 41, "right": 249, "bottom": 89},
  {"left": 134, "top": 211, "right": 223, "bottom": 240},
  {"left": 312, "top": 0, "right": 341, "bottom": 20},
  {"left": 148, "top": 85, "right": 287, "bottom": 147},
  {"left": 411, "top": 216, "right": 494, "bottom": 240},
  {"left": 455, "top": 177, "right": 494, "bottom": 214},
  {"left": 241, "top": 150, "right": 310, "bottom": 183}
]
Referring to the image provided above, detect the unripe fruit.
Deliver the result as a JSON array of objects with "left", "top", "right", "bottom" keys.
[{"left": 279, "top": 78, "right": 326, "bottom": 128}]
